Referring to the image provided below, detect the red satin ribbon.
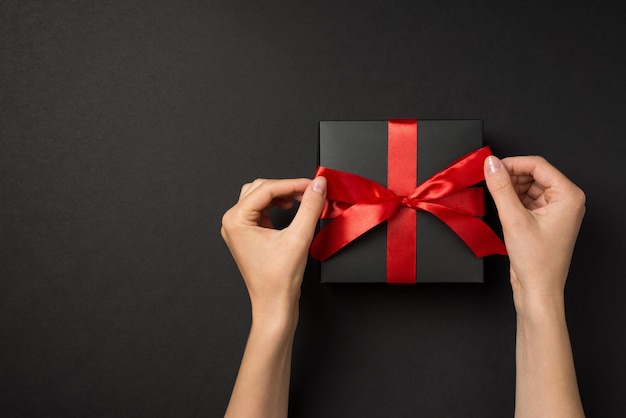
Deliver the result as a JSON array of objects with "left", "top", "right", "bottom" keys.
[
  {"left": 387, "top": 120, "right": 418, "bottom": 283},
  {"left": 310, "top": 145, "right": 507, "bottom": 277}
]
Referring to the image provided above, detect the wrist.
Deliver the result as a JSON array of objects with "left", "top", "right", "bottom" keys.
[
  {"left": 510, "top": 269, "right": 567, "bottom": 320},
  {"left": 251, "top": 299, "right": 300, "bottom": 335},
  {"left": 513, "top": 289, "right": 566, "bottom": 323}
]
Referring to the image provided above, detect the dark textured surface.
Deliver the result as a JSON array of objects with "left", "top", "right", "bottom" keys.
[{"left": 1, "top": 1, "right": 624, "bottom": 416}]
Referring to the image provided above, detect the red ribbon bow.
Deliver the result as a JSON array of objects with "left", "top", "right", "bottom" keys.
[{"left": 310, "top": 146, "right": 507, "bottom": 264}]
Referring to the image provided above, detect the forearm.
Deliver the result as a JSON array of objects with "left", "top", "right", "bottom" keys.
[
  {"left": 514, "top": 294, "right": 584, "bottom": 418},
  {"left": 225, "top": 306, "right": 298, "bottom": 418}
]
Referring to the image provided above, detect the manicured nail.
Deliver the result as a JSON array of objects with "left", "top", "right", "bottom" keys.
[
  {"left": 312, "top": 176, "right": 327, "bottom": 196},
  {"left": 487, "top": 156, "right": 502, "bottom": 174}
]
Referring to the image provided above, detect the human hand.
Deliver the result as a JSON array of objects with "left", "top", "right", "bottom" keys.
[
  {"left": 222, "top": 177, "right": 327, "bottom": 418},
  {"left": 484, "top": 156, "right": 586, "bottom": 314},
  {"left": 221, "top": 177, "right": 327, "bottom": 327}
]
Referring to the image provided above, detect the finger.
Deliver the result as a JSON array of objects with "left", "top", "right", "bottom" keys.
[
  {"left": 239, "top": 183, "right": 251, "bottom": 199},
  {"left": 292, "top": 194, "right": 304, "bottom": 202},
  {"left": 288, "top": 176, "right": 327, "bottom": 243},
  {"left": 521, "top": 193, "right": 547, "bottom": 210},
  {"left": 240, "top": 178, "right": 312, "bottom": 213},
  {"left": 524, "top": 182, "right": 547, "bottom": 200},
  {"left": 510, "top": 174, "right": 534, "bottom": 195},
  {"left": 259, "top": 208, "right": 274, "bottom": 229},
  {"left": 484, "top": 156, "right": 529, "bottom": 222},
  {"left": 511, "top": 174, "right": 534, "bottom": 185},
  {"left": 501, "top": 156, "right": 572, "bottom": 191},
  {"left": 239, "top": 178, "right": 266, "bottom": 200}
]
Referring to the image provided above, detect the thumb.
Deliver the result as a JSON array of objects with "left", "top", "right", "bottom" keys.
[
  {"left": 289, "top": 176, "right": 327, "bottom": 242},
  {"left": 484, "top": 156, "right": 527, "bottom": 225}
]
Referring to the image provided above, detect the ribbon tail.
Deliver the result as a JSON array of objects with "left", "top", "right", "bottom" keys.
[
  {"left": 310, "top": 201, "right": 399, "bottom": 262},
  {"left": 419, "top": 203, "right": 507, "bottom": 257}
]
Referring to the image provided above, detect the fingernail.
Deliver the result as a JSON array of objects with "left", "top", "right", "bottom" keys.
[
  {"left": 312, "top": 176, "right": 327, "bottom": 196},
  {"left": 487, "top": 156, "right": 502, "bottom": 174}
]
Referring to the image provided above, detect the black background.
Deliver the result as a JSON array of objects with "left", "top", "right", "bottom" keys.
[{"left": 1, "top": 1, "right": 624, "bottom": 417}]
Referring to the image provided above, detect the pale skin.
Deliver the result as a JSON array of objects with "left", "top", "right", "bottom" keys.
[{"left": 221, "top": 155, "right": 585, "bottom": 418}]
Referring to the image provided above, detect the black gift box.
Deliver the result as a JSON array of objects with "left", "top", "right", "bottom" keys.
[{"left": 318, "top": 120, "right": 485, "bottom": 284}]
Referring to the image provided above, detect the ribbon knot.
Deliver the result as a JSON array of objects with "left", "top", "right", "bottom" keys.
[{"left": 310, "top": 146, "right": 507, "bottom": 263}]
